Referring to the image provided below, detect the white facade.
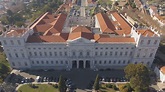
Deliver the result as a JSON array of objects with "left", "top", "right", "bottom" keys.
[{"left": 0, "top": 27, "right": 160, "bottom": 70}]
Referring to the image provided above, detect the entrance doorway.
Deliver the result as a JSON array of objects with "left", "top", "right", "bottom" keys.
[
  {"left": 86, "top": 60, "right": 90, "bottom": 68},
  {"left": 79, "top": 60, "right": 84, "bottom": 69},
  {"left": 72, "top": 60, "right": 77, "bottom": 68}
]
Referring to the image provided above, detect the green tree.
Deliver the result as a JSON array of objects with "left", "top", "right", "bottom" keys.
[
  {"left": 124, "top": 63, "right": 150, "bottom": 92},
  {"left": 58, "top": 75, "right": 66, "bottom": 92},
  {"left": 93, "top": 74, "right": 99, "bottom": 90}
]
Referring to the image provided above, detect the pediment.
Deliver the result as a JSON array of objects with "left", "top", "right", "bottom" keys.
[{"left": 67, "top": 37, "right": 95, "bottom": 43}]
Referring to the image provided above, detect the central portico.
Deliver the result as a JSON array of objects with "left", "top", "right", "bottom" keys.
[{"left": 72, "top": 60, "right": 91, "bottom": 69}]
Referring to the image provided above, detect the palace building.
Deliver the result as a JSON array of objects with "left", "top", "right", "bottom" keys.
[{"left": 0, "top": 1, "right": 160, "bottom": 70}]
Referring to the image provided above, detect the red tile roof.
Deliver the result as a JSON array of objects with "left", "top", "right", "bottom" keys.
[
  {"left": 72, "top": 26, "right": 92, "bottom": 33},
  {"left": 7, "top": 29, "right": 26, "bottom": 37},
  {"left": 68, "top": 32, "right": 94, "bottom": 40},
  {"left": 137, "top": 29, "right": 156, "bottom": 37},
  {"left": 161, "top": 66, "right": 165, "bottom": 74},
  {"left": 96, "top": 13, "right": 116, "bottom": 34}
]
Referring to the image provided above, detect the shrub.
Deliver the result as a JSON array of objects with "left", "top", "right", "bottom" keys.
[
  {"left": 53, "top": 84, "right": 58, "bottom": 88},
  {"left": 105, "top": 84, "right": 113, "bottom": 88},
  {"left": 112, "top": 84, "right": 118, "bottom": 90}
]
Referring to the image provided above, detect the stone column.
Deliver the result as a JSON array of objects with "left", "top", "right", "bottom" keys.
[
  {"left": 77, "top": 61, "right": 79, "bottom": 68},
  {"left": 84, "top": 60, "right": 86, "bottom": 68}
]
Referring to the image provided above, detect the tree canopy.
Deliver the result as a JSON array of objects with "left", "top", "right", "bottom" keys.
[
  {"left": 93, "top": 74, "right": 100, "bottom": 90},
  {"left": 58, "top": 75, "right": 66, "bottom": 92},
  {"left": 124, "top": 63, "right": 150, "bottom": 92}
]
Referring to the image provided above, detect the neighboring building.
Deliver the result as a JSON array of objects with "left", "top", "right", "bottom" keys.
[
  {"left": 155, "top": 66, "right": 165, "bottom": 83},
  {"left": 0, "top": 0, "right": 161, "bottom": 70}
]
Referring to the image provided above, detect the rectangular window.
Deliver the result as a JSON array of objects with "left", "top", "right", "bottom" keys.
[
  {"left": 10, "top": 40, "right": 14, "bottom": 45},
  {"left": 54, "top": 52, "right": 57, "bottom": 56},
  {"left": 12, "top": 62, "right": 15, "bottom": 66},
  {"left": 37, "top": 61, "right": 39, "bottom": 64},
  {"left": 125, "top": 52, "right": 127, "bottom": 56},
  {"left": 18, "top": 62, "right": 21, "bottom": 66},
  {"left": 65, "top": 61, "right": 68, "bottom": 64},
  {"left": 105, "top": 52, "right": 107, "bottom": 56},
  {"left": 110, "top": 52, "right": 113, "bottom": 56},
  {"left": 100, "top": 52, "right": 102, "bottom": 56},
  {"left": 65, "top": 52, "right": 67, "bottom": 56},
  {"left": 29, "top": 52, "right": 32, "bottom": 56},
  {"left": 115, "top": 52, "right": 117, "bottom": 56},
  {"left": 34, "top": 52, "right": 37, "bottom": 56},
  {"left": 46, "top": 61, "right": 49, "bottom": 64},
  {"left": 120, "top": 52, "right": 122, "bottom": 56},
  {"left": 22, "top": 53, "right": 25, "bottom": 58},
  {"left": 95, "top": 52, "right": 98, "bottom": 56},
  {"left": 60, "top": 52, "right": 62, "bottom": 56},
  {"left": 17, "top": 40, "right": 21, "bottom": 45},
  {"left": 72, "top": 52, "right": 75, "bottom": 56},
  {"left": 44, "top": 52, "right": 47, "bottom": 56},
  {"left": 118, "top": 60, "right": 121, "bottom": 64},
  {"left": 123, "top": 60, "right": 125, "bottom": 64},
  {"left": 147, "top": 40, "right": 151, "bottom": 44},
  {"left": 41, "top": 61, "right": 44, "bottom": 64},
  {"left": 154, "top": 40, "right": 157, "bottom": 44},
  {"left": 104, "top": 61, "right": 106, "bottom": 64},
  {"left": 8, "top": 53, "right": 12, "bottom": 58},
  {"left": 51, "top": 61, "right": 53, "bottom": 64},
  {"left": 129, "top": 52, "right": 132, "bottom": 56},
  {"left": 39, "top": 52, "right": 42, "bottom": 56},
  {"left": 15, "top": 53, "right": 18, "bottom": 58},
  {"left": 3, "top": 40, "right": 7, "bottom": 45},
  {"left": 140, "top": 40, "right": 144, "bottom": 44},
  {"left": 25, "top": 62, "right": 27, "bottom": 66},
  {"left": 149, "top": 53, "right": 153, "bottom": 57},
  {"left": 32, "top": 61, "right": 34, "bottom": 64},
  {"left": 87, "top": 51, "right": 90, "bottom": 56},
  {"left": 49, "top": 52, "right": 52, "bottom": 56},
  {"left": 109, "top": 60, "right": 111, "bottom": 64},
  {"left": 137, "top": 53, "right": 140, "bottom": 57},
  {"left": 61, "top": 61, "right": 63, "bottom": 64}
]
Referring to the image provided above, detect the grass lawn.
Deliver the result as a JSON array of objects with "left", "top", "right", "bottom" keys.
[
  {"left": 17, "top": 84, "right": 59, "bottom": 92},
  {"left": 0, "top": 51, "right": 10, "bottom": 67}
]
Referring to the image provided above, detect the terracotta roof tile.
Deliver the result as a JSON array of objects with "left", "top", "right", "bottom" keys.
[
  {"left": 161, "top": 66, "right": 165, "bottom": 74},
  {"left": 137, "top": 29, "right": 156, "bottom": 37},
  {"left": 96, "top": 13, "right": 116, "bottom": 33},
  {"left": 72, "top": 26, "right": 92, "bottom": 33},
  {"left": 7, "top": 29, "right": 26, "bottom": 37},
  {"left": 68, "top": 32, "right": 94, "bottom": 40},
  {"left": 96, "top": 37, "right": 135, "bottom": 43}
]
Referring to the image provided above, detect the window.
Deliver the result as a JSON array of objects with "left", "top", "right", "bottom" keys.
[
  {"left": 29, "top": 52, "right": 32, "bottom": 56},
  {"left": 39, "top": 52, "right": 42, "bottom": 56},
  {"left": 135, "top": 62, "right": 137, "bottom": 64},
  {"left": 33, "top": 48, "right": 36, "bottom": 50},
  {"left": 25, "top": 62, "right": 27, "bottom": 66},
  {"left": 137, "top": 53, "right": 140, "bottom": 57},
  {"left": 17, "top": 40, "right": 21, "bottom": 45},
  {"left": 105, "top": 52, "right": 107, "bottom": 56},
  {"left": 44, "top": 52, "right": 47, "bottom": 56},
  {"left": 123, "top": 60, "right": 125, "bottom": 64},
  {"left": 95, "top": 47, "right": 98, "bottom": 49},
  {"left": 149, "top": 53, "right": 153, "bottom": 57},
  {"left": 56, "top": 61, "right": 58, "bottom": 64},
  {"left": 128, "top": 60, "right": 130, "bottom": 64},
  {"left": 32, "top": 61, "right": 34, "bottom": 64},
  {"left": 104, "top": 61, "right": 106, "bottom": 64},
  {"left": 41, "top": 61, "right": 44, "bottom": 64},
  {"left": 125, "top": 52, "right": 128, "bottom": 56},
  {"left": 79, "top": 51, "right": 83, "bottom": 56},
  {"left": 34, "top": 52, "right": 37, "bottom": 56},
  {"left": 118, "top": 60, "right": 121, "bottom": 64},
  {"left": 38, "top": 48, "right": 41, "bottom": 50},
  {"left": 65, "top": 61, "right": 68, "bottom": 64},
  {"left": 140, "top": 40, "right": 144, "bottom": 44},
  {"left": 61, "top": 61, "right": 63, "bottom": 64},
  {"left": 22, "top": 53, "right": 25, "bottom": 58},
  {"left": 99, "top": 61, "right": 102, "bottom": 64},
  {"left": 10, "top": 40, "right": 14, "bottom": 45},
  {"left": 116, "top": 47, "right": 118, "bottom": 49},
  {"left": 154, "top": 40, "right": 157, "bottom": 44},
  {"left": 147, "top": 62, "right": 150, "bottom": 65},
  {"left": 3, "top": 40, "right": 7, "bottom": 45},
  {"left": 51, "top": 61, "right": 53, "bottom": 64},
  {"left": 120, "top": 52, "right": 122, "bottom": 56},
  {"left": 94, "top": 61, "right": 97, "bottom": 64},
  {"left": 87, "top": 51, "right": 90, "bottom": 56},
  {"left": 18, "top": 62, "right": 21, "bottom": 66},
  {"left": 49, "top": 52, "right": 52, "bottom": 56},
  {"left": 147, "top": 40, "right": 151, "bottom": 44},
  {"left": 12, "top": 62, "right": 15, "bottom": 66},
  {"left": 15, "top": 53, "right": 18, "bottom": 58},
  {"left": 37, "top": 61, "right": 39, "bottom": 64},
  {"left": 65, "top": 52, "right": 67, "bottom": 56},
  {"left": 115, "top": 52, "right": 117, "bottom": 56},
  {"left": 46, "top": 61, "right": 49, "bottom": 64},
  {"left": 72, "top": 51, "right": 76, "bottom": 56},
  {"left": 95, "top": 52, "right": 98, "bottom": 56},
  {"left": 109, "top": 60, "right": 111, "bottom": 64},
  {"left": 111, "top": 47, "right": 113, "bottom": 49},
  {"left": 110, "top": 52, "right": 113, "bottom": 56},
  {"left": 100, "top": 52, "right": 102, "bottom": 56},
  {"left": 129, "top": 52, "right": 132, "bottom": 56},
  {"left": 8, "top": 53, "right": 12, "bottom": 58},
  {"left": 60, "top": 52, "right": 62, "bottom": 56},
  {"left": 106, "top": 48, "right": 108, "bottom": 49},
  {"left": 113, "top": 60, "right": 116, "bottom": 64},
  {"left": 54, "top": 52, "right": 57, "bottom": 56},
  {"left": 121, "top": 47, "right": 123, "bottom": 49}
]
